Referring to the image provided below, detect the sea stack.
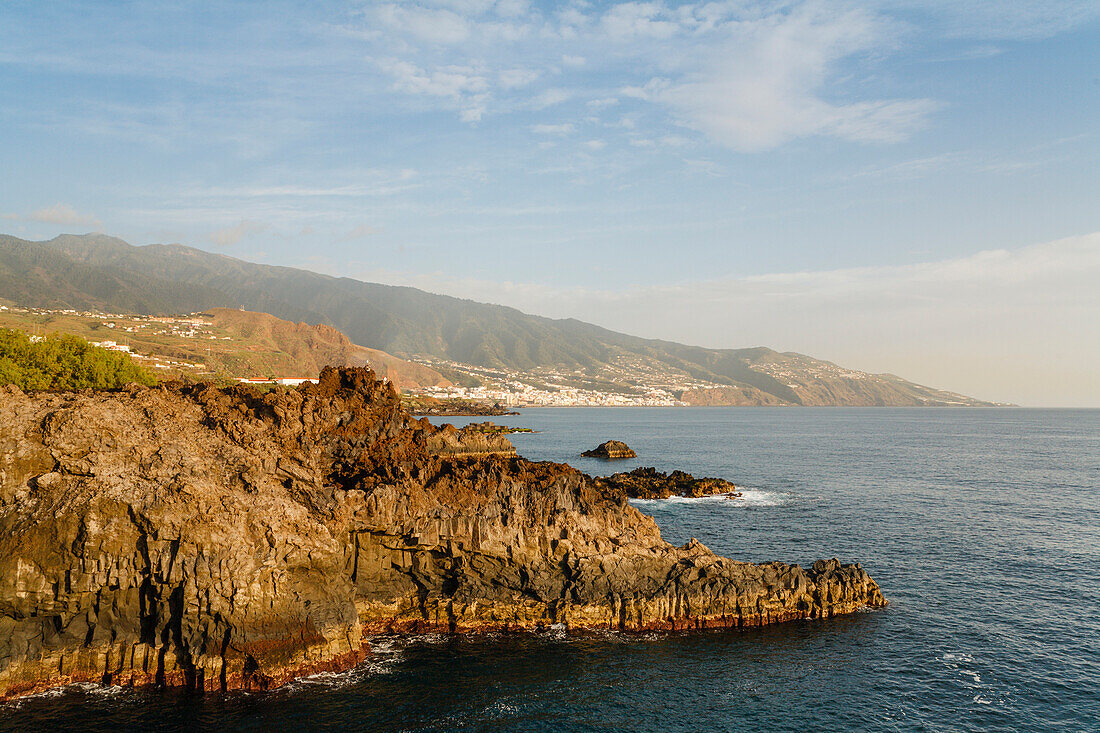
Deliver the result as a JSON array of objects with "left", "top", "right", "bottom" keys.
[
  {"left": 0, "top": 367, "right": 885, "bottom": 700},
  {"left": 582, "top": 440, "right": 638, "bottom": 459}
]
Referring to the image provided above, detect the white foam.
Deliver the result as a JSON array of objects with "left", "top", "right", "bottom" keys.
[
  {"left": 281, "top": 637, "right": 411, "bottom": 694},
  {"left": 737, "top": 487, "right": 786, "bottom": 507},
  {"left": 940, "top": 652, "right": 1006, "bottom": 706},
  {"left": 284, "top": 654, "right": 402, "bottom": 694},
  {"left": 629, "top": 486, "right": 786, "bottom": 508},
  {"left": 3, "top": 681, "right": 129, "bottom": 703}
]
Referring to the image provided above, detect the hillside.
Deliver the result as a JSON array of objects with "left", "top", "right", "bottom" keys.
[
  {"left": 202, "top": 308, "right": 450, "bottom": 388},
  {"left": 0, "top": 304, "right": 449, "bottom": 389},
  {"left": 0, "top": 233, "right": 998, "bottom": 405}
]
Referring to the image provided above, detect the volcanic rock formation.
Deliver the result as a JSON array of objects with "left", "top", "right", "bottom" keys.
[
  {"left": 582, "top": 440, "right": 637, "bottom": 459},
  {"left": 598, "top": 467, "right": 741, "bottom": 500},
  {"left": 0, "top": 367, "right": 885, "bottom": 700}
]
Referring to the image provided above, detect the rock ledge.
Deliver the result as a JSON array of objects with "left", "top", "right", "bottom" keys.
[{"left": 599, "top": 467, "right": 741, "bottom": 500}]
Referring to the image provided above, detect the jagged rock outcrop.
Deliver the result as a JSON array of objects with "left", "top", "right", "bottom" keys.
[
  {"left": 597, "top": 467, "right": 741, "bottom": 500},
  {"left": 582, "top": 440, "right": 637, "bottom": 459},
  {"left": 0, "top": 367, "right": 886, "bottom": 700}
]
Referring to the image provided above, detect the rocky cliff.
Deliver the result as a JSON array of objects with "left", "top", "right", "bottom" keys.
[{"left": 0, "top": 367, "right": 885, "bottom": 700}]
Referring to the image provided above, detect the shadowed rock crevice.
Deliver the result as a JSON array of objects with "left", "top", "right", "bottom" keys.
[{"left": 0, "top": 367, "right": 885, "bottom": 700}]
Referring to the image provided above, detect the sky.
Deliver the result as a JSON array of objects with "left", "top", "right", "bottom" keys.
[{"left": 1, "top": 0, "right": 1098, "bottom": 406}]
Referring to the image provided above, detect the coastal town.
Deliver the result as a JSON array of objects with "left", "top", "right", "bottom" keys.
[{"left": 409, "top": 355, "right": 731, "bottom": 407}]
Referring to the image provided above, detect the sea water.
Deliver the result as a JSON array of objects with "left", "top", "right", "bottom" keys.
[{"left": 3, "top": 408, "right": 1098, "bottom": 732}]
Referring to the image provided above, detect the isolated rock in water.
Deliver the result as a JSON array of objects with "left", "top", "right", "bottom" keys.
[
  {"left": 582, "top": 440, "right": 637, "bottom": 459},
  {"left": 598, "top": 467, "right": 741, "bottom": 500},
  {"left": 0, "top": 367, "right": 885, "bottom": 700},
  {"left": 459, "top": 422, "right": 533, "bottom": 435}
]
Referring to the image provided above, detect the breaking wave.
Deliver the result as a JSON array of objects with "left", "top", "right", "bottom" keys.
[{"left": 629, "top": 486, "right": 787, "bottom": 509}]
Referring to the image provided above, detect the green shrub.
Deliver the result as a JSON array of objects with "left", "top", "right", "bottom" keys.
[{"left": 0, "top": 328, "right": 157, "bottom": 390}]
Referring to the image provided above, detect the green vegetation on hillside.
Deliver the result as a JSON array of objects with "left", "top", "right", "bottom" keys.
[
  {"left": 0, "top": 305, "right": 449, "bottom": 389},
  {"left": 0, "top": 328, "right": 156, "bottom": 390}
]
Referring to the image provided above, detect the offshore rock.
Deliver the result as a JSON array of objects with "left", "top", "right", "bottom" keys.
[
  {"left": 0, "top": 368, "right": 886, "bottom": 700},
  {"left": 582, "top": 440, "right": 637, "bottom": 459},
  {"left": 598, "top": 467, "right": 741, "bottom": 500}
]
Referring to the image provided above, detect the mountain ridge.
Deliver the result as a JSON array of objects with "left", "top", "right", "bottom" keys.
[{"left": 0, "top": 233, "right": 1000, "bottom": 406}]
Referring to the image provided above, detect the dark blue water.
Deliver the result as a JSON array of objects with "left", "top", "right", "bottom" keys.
[{"left": 3, "top": 408, "right": 1098, "bottom": 732}]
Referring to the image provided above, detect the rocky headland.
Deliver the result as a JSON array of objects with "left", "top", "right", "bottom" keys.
[
  {"left": 0, "top": 367, "right": 885, "bottom": 701},
  {"left": 598, "top": 467, "right": 741, "bottom": 500}
]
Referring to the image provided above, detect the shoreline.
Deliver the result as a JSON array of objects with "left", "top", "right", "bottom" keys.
[{"left": 0, "top": 368, "right": 885, "bottom": 702}]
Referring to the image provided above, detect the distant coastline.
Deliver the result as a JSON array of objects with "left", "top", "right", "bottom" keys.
[{"left": 0, "top": 234, "right": 1004, "bottom": 408}]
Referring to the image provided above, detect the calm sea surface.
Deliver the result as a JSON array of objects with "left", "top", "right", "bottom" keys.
[{"left": 3, "top": 408, "right": 1098, "bottom": 732}]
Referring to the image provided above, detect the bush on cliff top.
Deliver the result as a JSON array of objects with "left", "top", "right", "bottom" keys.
[{"left": 0, "top": 328, "right": 157, "bottom": 390}]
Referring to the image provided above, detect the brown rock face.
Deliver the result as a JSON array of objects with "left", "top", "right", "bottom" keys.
[
  {"left": 598, "top": 467, "right": 741, "bottom": 500},
  {"left": 582, "top": 440, "right": 637, "bottom": 459},
  {"left": 679, "top": 386, "right": 790, "bottom": 406},
  {"left": 0, "top": 367, "right": 886, "bottom": 700}
]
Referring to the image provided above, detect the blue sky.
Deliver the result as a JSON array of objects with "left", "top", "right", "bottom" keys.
[{"left": 1, "top": 1, "right": 1098, "bottom": 405}]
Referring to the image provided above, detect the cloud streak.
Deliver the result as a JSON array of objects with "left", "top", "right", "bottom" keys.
[
  {"left": 2, "top": 203, "right": 102, "bottom": 228},
  {"left": 209, "top": 219, "right": 267, "bottom": 248},
  {"left": 353, "top": 1, "right": 942, "bottom": 149}
]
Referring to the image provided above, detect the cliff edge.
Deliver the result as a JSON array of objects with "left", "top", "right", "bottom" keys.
[{"left": 0, "top": 367, "right": 885, "bottom": 700}]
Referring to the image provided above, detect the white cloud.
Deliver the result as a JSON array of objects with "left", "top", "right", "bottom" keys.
[
  {"left": 376, "top": 58, "right": 490, "bottom": 122},
  {"left": 460, "top": 105, "right": 486, "bottom": 122},
  {"left": 340, "top": 224, "right": 382, "bottom": 241},
  {"left": 682, "top": 158, "right": 723, "bottom": 176},
  {"left": 494, "top": 0, "right": 531, "bottom": 19},
  {"left": 881, "top": 0, "right": 1100, "bottom": 40},
  {"left": 621, "top": 78, "right": 670, "bottom": 101},
  {"left": 372, "top": 4, "right": 472, "bottom": 45},
  {"left": 529, "top": 87, "right": 573, "bottom": 109},
  {"left": 531, "top": 123, "right": 575, "bottom": 135},
  {"left": 379, "top": 59, "right": 489, "bottom": 98},
  {"left": 22, "top": 203, "right": 101, "bottom": 227},
  {"left": 356, "top": 1, "right": 945, "bottom": 148},
  {"left": 600, "top": 2, "right": 680, "bottom": 39},
  {"left": 583, "top": 139, "right": 607, "bottom": 150},
  {"left": 209, "top": 219, "right": 266, "bottom": 248},
  {"left": 659, "top": 6, "right": 938, "bottom": 151},
  {"left": 499, "top": 68, "right": 540, "bottom": 89}
]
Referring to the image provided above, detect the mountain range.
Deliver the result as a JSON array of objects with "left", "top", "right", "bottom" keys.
[{"left": 0, "top": 233, "right": 998, "bottom": 406}]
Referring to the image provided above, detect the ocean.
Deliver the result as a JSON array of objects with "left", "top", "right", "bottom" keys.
[{"left": 3, "top": 407, "right": 1098, "bottom": 732}]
